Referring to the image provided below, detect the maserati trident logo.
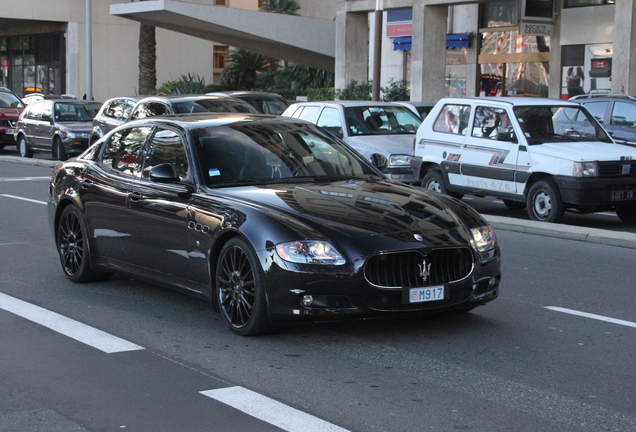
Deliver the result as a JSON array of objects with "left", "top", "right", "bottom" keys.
[{"left": 418, "top": 259, "right": 431, "bottom": 283}]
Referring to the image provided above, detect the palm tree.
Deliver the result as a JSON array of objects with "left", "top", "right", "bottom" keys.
[
  {"left": 138, "top": 1, "right": 156, "bottom": 94},
  {"left": 260, "top": 0, "right": 300, "bottom": 15},
  {"left": 221, "top": 49, "right": 278, "bottom": 90}
]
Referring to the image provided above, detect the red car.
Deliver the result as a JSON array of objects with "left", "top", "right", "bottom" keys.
[{"left": 0, "top": 87, "right": 25, "bottom": 150}]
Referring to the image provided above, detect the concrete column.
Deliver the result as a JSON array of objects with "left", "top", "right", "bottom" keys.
[
  {"left": 335, "top": 1, "right": 369, "bottom": 90},
  {"left": 547, "top": 1, "right": 562, "bottom": 99},
  {"left": 411, "top": 0, "right": 447, "bottom": 102},
  {"left": 612, "top": 1, "right": 636, "bottom": 95}
]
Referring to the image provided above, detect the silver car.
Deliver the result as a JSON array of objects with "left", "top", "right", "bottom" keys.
[
  {"left": 282, "top": 101, "right": 422, "bottom": 183},
  {"left": 15, "top": 99, "right": 102, "bottom": 160}
]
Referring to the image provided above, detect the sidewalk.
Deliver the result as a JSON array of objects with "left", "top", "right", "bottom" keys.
[{"left": 3, "top": 155, "right": 636, "bottom": 249}]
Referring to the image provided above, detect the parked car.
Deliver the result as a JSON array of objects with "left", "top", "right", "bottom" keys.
[
  {"left": 15, "top": 99, "right": 102, "bottom": 160},
  {"left": 90, "top": 95, "right": 147, "bottom": 144},
  {"left": 206, "top": 91, "right": 290, "bottom": 114},
  {"left": 568, "top": 94, "right": 636, "bottom": 146},
  {"left": 127, "top": 94, "right": 258, "bottom": 121},
  {"left": 411, "top": 97, "right": 636, "bottom": 223},
  {"left": 394, "top": 101, "right": 435, "bottom": 120},
  {"left": 0, "top": 87, "right": 25, "bottom": 150},
  {"left": 48, "top": 113, "right": 501, "bottom": 336},
  {"left": 282, "top": 100, "right": 422, "bottom": 183}
]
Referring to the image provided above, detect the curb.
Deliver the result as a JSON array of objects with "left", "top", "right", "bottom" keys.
[
  {"left": 485, "top": 215, "right": 636, "bottom": 249},
  {"left": 2, "top": 155, "right": 636, "bottom": 249}
]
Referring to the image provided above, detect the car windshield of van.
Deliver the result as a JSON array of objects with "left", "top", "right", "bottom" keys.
[
  {"left": 515, "top": 105, "right": 612, "bottom": 144},
  {"left": 344, "top": 106, "right": 422, "bottom": 136}
]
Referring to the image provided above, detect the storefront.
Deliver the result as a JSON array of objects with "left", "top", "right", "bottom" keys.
[{"left": 0, "top": 32, "right": 66, "bottom": 97}]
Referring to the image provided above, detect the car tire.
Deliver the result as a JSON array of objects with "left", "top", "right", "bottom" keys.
[
  {"left": 615, "top": 204, "right": 636, "bottom": 224},
  {"left": 526, "top": 180, "right": 565, "bottom": 223},
  {"left": 421, "top": 170, "right": 463, "bottom": 199},
  {"left": 56, "top": 205, "right": 109, "bottom": 283},
  {"left": 18, "top": 135, "right": 34, "bottom": 158},
  {"left": 502, "top": 199, "right": 526, "bottom": 210},
  {"left": 216, "top": 237, "right": 277, "bottom": 336},
  {"left": 52, "top": 137, "right": 68, "bottom": 161}
]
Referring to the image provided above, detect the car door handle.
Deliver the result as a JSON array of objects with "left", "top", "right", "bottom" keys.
[
  {"left": 80, "top": 179, "right": 92, "bottom": 189},
  {"left": 128, "top": 191, "right": 143, "bottom": 201}
]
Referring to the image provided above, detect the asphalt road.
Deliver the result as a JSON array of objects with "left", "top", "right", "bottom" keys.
[{"left": 2, "top": 158, "right": 636, "bottom": 431}]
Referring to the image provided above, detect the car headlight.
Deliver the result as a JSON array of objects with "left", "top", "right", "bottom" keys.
[
  {"left": 389, "top": 154, "right": 411, "bottom": 167},
  {"left": 573, "top": 161, "right": 597, "bottom": 177},
  {"left": 276, "top": 241, "right": 346, "bottom": 265},
  {"left": 470, "top": 226, "right": 497, "bottom": 252}
]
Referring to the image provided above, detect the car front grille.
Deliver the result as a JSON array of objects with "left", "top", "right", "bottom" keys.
[
  {"left": 364, "top": 248, "right": 474, "bottom": 288},
  {"left": 0, "top": 120, "right": 15, "bottom": 128},
  {"left": 598, "top": 161, "right": 636, "bottom": 177}
]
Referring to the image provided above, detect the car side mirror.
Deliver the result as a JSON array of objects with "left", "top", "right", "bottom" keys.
[
  {"left": 370, "top": 153, "right": 388, "bottom": 171},
  {"left": 149, "top": 163, "right": 181, "bottom": 183}
]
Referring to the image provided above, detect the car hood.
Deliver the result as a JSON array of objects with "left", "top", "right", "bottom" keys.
[
  {"left": 529, "top": 141, "right": 636, "bottom": 161},
  {"left": 220, "top": 179, "right": 483, "bottom": 241},
  {"left": 0, "top": 107, "right": 22, "bottom": 119},
  {"left": 345, "top": 134, "right": 415, "bottom": 157},
  {"left": 59, "top": 122, "right": 93, "bottom": 132}
]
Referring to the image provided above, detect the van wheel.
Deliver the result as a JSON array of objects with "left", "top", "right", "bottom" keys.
[
  {"left": 615, "top": 204, "right": 636, "bottom": 224},
  {"left": 526, "top": 180, "right": 565, "bottom": 223},
  {"left": 421, "top": 171, "right": 462, "bottom": 199}
]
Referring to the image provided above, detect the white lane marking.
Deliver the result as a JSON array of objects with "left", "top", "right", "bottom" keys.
[
  {"left": 201, "top": 386, "right": 350, "bottom": 432},
  {"left": 0, "top": 292, "right": 144, "bottom": 353},
  {"left": 0, "top": 194, "right": 47, "bottom": 205},
  {"left": 546, "top": 306, "right": 636, "bottom": 329},
  {"left": 0, "top": 176, "right": 50, "bottom": 182}
]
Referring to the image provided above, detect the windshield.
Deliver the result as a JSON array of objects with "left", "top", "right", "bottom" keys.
[
  {"left": 193, "top": 122, "right": 381, "bottom": 187},
  {"left": 515, "top": 105, "right": 612, "bottom": 144},
  {"left": 0, "top": 92, "right": 24, "bottom": 108},
  {"left": 54, "top": 102, "right": 101, "bottom": 121},
  {"left": 173, "top": 99, "right": 257, "bottom": 114},
  {"left": 344, "top": 106, "right": 421, "bottom": 136}
]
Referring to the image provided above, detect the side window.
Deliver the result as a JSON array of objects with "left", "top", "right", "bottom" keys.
[
  {"left": 610, "top": 101, "right": 636, "bottom": 127},
  {"left": 123, "top": 100, "right": 137, "bottom": 120},
  {"left": 297, "top": 106, "right": 321, "bottom": 122},
  {"left": 41, "top": 102, "right": 52, "bottom": 121},
  {"left": 26, "top": 102, "right": 43, "bottom": 120},
  {"left": 104, "top": 99, "right": 126, "bottom": 120},
  {"left": 142, "top": 128, "right": 189, "bottom": 179},
  {"left": 472, "top": 106, "right": 513, "bottom": 140},
  {"left": 582, "top": 101, "right": 608, "bottom": 123},
  {"left": 317, "top": 107, "right": 343, "bottom": 138},
  {"left": 433, "top": 104, "right": 471, "bottom": 135},
  {"left": 101, "top": 126, "right": 152, "bottom": 176},
  {"left": 130, "top": 102, "right": 170, "bottom": 120}
]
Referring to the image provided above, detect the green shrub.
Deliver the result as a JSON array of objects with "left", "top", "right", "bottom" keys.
[
  {"left": 335, "top": 80, "right": 372, "bottom": 101},
  {"left": 307, "top": 88, "right": 335, "bottom": 101},
  {"left": 382, "top": 78, "right": 410, "bottom": 101}
]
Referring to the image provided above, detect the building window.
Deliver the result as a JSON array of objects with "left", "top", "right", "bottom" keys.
[
  {"left": 565, "top": 0, "right": 615, "bottom": 7},
  {"left": 214, "top": 0, "right": 227, "bottom": 6},
  {"left": 214, "top": 46, "right": 228, "bottom": 69},
  {"left": 259, "top": 0, "right": 268, "bottom": 8}
]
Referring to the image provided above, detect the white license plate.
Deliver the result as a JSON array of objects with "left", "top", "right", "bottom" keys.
[
  {"left": 611, "top": 190, "right": 636, "bottom": 201},
  {"left": 6, "top": 129, "right": 15, "bottom": 135},
  {"left": 409, "top": 286, "right": 444, "bottom": 303}
]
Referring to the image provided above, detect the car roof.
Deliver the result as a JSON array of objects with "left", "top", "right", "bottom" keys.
[
  {"left": 207, "top": 91, "right": 285, "bottom": 98},
  {"left": 289, "top": 100, "right": 411, "bottom": 108},
  {"left": 436, "top": 97, "right": 582, "bottom": 108},
  {"left": 570, "top": 94, "right": 636, "bottom": 102},
  {"left": 124, "top": 112, "right": 306, "bottom": 129},
  {"left": 136, "top": 94, "right": 228, "bottom": 103}
]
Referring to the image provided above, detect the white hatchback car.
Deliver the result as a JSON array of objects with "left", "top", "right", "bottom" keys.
[{"left": 282, "top": 101, "right": 422, "bottom": 183}]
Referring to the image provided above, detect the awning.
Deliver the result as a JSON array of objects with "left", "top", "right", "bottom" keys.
[
  {"left": 447, "top": 33, "right": 471, "bottom": 49},
  {"left": 393, "top": 37, "right": 412, "bottom": 51}
]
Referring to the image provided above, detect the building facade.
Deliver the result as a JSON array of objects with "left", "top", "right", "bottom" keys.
[{"left": 337, "top": 0, "right": 626, "bottom": 101}]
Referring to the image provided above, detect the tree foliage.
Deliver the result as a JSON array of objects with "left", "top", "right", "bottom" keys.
[
  {"left": 220, "top": 50, "right": 279, "bottom": 91},
  {"left": 260, "top": 0, "right": 300, "bottom": 15},
  {"left": 382, "top": 79, "right": 410, "bottom": 101}
]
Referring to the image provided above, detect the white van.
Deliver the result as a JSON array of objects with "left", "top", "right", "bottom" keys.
[{"left": 410, "top": 97, "right": 636, "bottom": 223}]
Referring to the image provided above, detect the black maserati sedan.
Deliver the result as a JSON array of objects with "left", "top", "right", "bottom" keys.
[{"left": 48, "top": 113, "right": 501, "bottom": 335}]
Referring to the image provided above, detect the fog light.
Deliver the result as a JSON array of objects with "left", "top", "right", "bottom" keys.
[
  {"left": 489, "top": 277, "right": 498, "bottom": 288},
  {"left": 301, "top": 295, "right": 313, "bottom": 307}
]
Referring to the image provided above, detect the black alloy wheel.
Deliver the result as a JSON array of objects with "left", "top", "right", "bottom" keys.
[
  {"left": 216, "top": 238, "right": 274, "bottom": 336},
  {"left": 57, "top": 206, "right": 106, "bottom": 282}
]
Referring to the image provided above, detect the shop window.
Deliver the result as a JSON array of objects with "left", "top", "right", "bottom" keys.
[{"left": 565, "top": 0, "right": 615, "bottom": 7}]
